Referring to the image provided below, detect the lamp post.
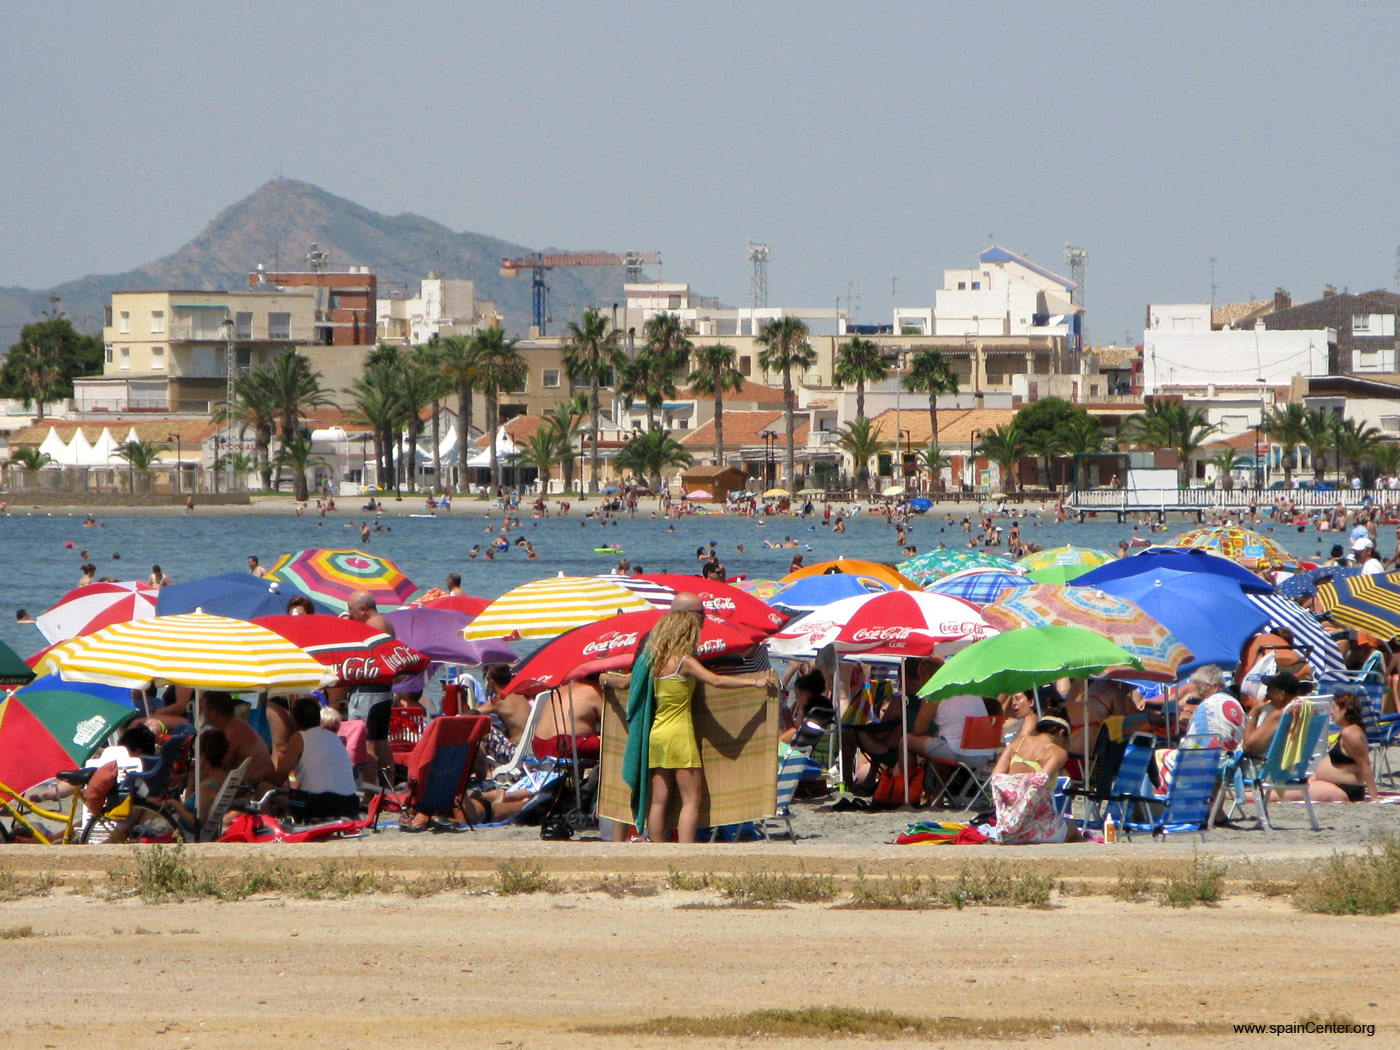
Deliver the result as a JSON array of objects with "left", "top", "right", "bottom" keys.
[
  {"left": 763, "top": 431, "right": 775, "bottom": 489},
  {"left": 220, "top": 317, "right": 235, "bottom": 493},
  {"left": 901, "top": 429, "right": 912, "bottom": 492},
  {"left": 1256, "top": 378, "right": 1267, "bottom": 491},
  {"left": 166, "top": 432, "right": 181, "bottom": 493},
  {"left": 967, "top": 429, "right": 982, "bottom": 492}
]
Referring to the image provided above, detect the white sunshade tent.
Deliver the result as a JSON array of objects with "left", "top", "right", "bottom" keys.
[
  {"left": 56, "top": 428, "right": 93, "bottom": 466},
  {"left": 465, "top": 427, "right": 519, "bottom": 469},
  {"left": 36, "top": 427, "right": 67, "bottom": 465},
  {"left": 89, "top": 428, "right": 121, "bottom": 466}
]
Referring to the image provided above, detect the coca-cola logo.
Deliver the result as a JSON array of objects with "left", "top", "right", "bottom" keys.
[
  {"left": 938, "top": 621, "right": 989, "bottom": 637},
  {"left": 696, "top": 638, "right": 725, "bottom": 654},
  {"left": 581, "top": 631, "right": 640, "bottom": 657},
  {"left": 702, "top": 596, "right": 736, "bottom": 611},
  {"left": 335, "top": 656, "right": 383, "bottom": 679},
  {"left": 851, "top": 626, "right": 913, "bottom": 642}
]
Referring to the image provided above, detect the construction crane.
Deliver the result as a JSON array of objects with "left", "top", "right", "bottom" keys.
[{"left": 499, "top": 251, "right": 661, "bottom": 335}]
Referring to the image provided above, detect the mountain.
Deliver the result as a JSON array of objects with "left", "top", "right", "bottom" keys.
[{"left": 0, "top": 179, "right": 634, "bottom": 340}]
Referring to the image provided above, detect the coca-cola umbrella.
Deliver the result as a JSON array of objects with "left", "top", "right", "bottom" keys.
[
  {"left": 505, "top": 609, "right": 760, "bottom": 697},
  {"left": 251, "top": 615, "right": 428, "bottom": 685},
  {"left": 35, "top": 581, "right": 159, "bottom": 644},
  {"left": 636, "top": 574, "right": 789, "bottom": 638},
  {"left": 768, "top": 592, "right": 995, "bottom": 658}
]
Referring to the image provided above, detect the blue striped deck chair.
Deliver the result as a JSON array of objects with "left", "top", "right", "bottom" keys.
[
  {"left": 1121, "top": 744, "right": 1221, "bottom": 841},
  {"left": 1219, "top": 698, "right": 1331, "bottom": 832},
  {"left": 758, "top": 744, "right": 816, "bottom": 842},
  {"left": 1062, "top": 731, "right": 1156, "bottom": 828}
]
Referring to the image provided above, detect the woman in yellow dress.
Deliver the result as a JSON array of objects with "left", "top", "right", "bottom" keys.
[{"left": 641, "top": 609, "right": 778, "bottom": 843}]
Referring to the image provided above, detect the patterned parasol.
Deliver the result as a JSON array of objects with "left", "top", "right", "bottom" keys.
[
  {"left": 925, "top": 568, "right": 1034, "bottom": 606},
  {"left": 1165, "top": 525, "right": 1302, "bottom": 571},
  {"left": 1315, "top": 572, "right": 1400, "bottom": 641},
  {"left": 896, "top": 548, "right": 1022, "bottom": 586},
  {"left": 1017, "top": 545, "right": 1115, "bottom": 585},
  {"left": 982, "top": 584, "right": 1192, "bottom": 681},
  {"left": 267, "top": 549, "right": 418, "bottom": 612},
  {"left": 733, "top": 578, "right": 782, "bottom": 601},
  {"left": 781, "top": 558, "right": 919, "bottom": 590}
]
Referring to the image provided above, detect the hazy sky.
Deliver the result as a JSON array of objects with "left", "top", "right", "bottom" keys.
[{"left": 4, "top": 2, "right": 1399, "bottom": 346}]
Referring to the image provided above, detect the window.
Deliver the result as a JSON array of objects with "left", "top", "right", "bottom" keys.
[
  {"left": 739, "top": 355, "right": 751, "bottom": 376},
  {"left": 118, "top": 311, "right": 130, "bottom": 334},
  {"left": 236, "top": 347, "right": 252, "bottom": 370},
  {"left": 542, "top": 369, "right": 560, "bottom": 388},
  {"left": 957, "top": 281, "right": 966, "bottom": 290},
  {"left": 150, "top": 346, "right": 165, "bottom": 370},
  {"left": 103, "top": 305, "right": 112, "bottom": 327},
  {"left": 1381, "top": 416, "right": 1400, "bottom": 434},
  {"left": 119, "top": 347, "right": 130, "bottom": 370},
  {"left": 1353, "top": 314, "right": 1370, "bottom": 333},
  {"left": 971, "top": 281, "right": 981, "bottom": 290},
  {"left": 150, "top": 310, "right": 165, "bottom": 333},
  {"left": 268, "top": 312, "right": 291, "bottom": 340},
  {"left": 104, "top": 345, "right": 113, "bottom": 365},
  {"left": 235, "top": 311, "right": 253, "bottom": 339}
]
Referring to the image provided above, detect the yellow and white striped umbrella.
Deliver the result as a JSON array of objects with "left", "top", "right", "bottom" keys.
[
  {"left": 43, "top": 612, "right": 334, "bottom": 695},
  {"left": 462, "top": 575, "right": 654, "bottom": 641}
]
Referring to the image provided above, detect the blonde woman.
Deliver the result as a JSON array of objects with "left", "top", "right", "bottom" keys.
[{"left": 635, "top": 609, "right": 777, "bottom": 843}]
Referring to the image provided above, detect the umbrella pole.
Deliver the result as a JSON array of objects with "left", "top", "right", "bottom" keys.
[
  {"left": 900, "top": 662, "right": 910, "bottom": 807},
  {"left": 1081, "top": 677, "right": 1090, "bottom": 826},
  {"left": 192, "top": 688, "right": 202, "bottom": 844},
  {"left": 566, "top": 687, "right": 584, "bottom": 827}
]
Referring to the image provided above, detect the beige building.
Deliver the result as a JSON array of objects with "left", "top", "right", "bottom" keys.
[{"left": 81, "top": 289, "right": 321, "bottom": 413}]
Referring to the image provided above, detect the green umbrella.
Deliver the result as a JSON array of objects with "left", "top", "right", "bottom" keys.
[
  {"left": 916, "top": 625, "right": 1143, "bottom": 704},
  {"left": 1017, "top": 545, "right": 1115, "bottom": 585},
  {"left": 0, "top": 639, "right": 35, "bottom": 687}
]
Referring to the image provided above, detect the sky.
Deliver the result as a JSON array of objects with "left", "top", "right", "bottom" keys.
[{"left": 3, "top": 1, "right": 1399, "bottom": 347}]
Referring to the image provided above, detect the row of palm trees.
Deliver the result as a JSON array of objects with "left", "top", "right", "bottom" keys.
[{"left": 1260, "top": 402, "right": 1398, "bottom": 487}]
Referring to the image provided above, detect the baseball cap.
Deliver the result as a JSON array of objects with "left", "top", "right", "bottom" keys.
[
  {"left": 1352, "top": 536, "right": 1375, "bottom": 551},
  {"left": 1260, "top": 670, "right": 1304, "bottom": 696}
]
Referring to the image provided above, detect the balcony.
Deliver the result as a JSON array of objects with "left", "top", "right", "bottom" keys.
[{"left": 167, "top": 323, "right": 315, "bottom": 343}]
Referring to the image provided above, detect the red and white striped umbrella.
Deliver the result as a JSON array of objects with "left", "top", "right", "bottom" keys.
[
  {"left": 35, "top": 581, "right": 159, "bottom": 644},
  {"left": 769, "top": 591, "right": 994, "bottom": 658}
]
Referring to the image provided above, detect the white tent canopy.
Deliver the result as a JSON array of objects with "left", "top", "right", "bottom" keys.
[
  {"left": 465, "top": 427, "right": 519, "bottom": 469},
  {"left": 56, "top": 428, "right": 93, "bottom": 466},
  {"left": 37, "top": 427, "right": 66, "bottom": 465},
  {"left": 90, "top": 428, "right": 120, "bottom": 465}
]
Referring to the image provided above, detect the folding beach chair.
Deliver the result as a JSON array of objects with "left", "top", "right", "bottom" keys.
[
  {"left": 388, "top": 706, "right": 427, "bottom": 761},
  {"left": 1062, "top": 730, "right": 1156, "bottom": 828},
  {"left": 1121, "top": 744, "right": 1221, "bottom": 842},
  {"left": 489, "top": 694, "right": 550, "bottom": 783},
  {"left": 368, "top": 715, "right": 489, "bottom": 829},
  {"left": 924, "top": 715, "right": 1004, "bottom": 809},
  {"left": 198, "top": 758, "right": 252, "bottom": 842},
  {"left": 1218, "top": 698, "right": 1332, "bottom": 832},
  {"left": 756, "top": 744, "right": 816, "bottom": 842}
]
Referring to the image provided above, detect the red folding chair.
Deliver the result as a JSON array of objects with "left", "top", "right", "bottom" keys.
[
  {"left": 388, "top": 706, "right": 427, "bottom": 760},
  {"left": 368, "top": 715, "right": 489, "bottom": 829}
]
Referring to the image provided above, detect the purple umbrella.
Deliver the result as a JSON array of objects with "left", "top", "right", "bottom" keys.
[{"left": 383, "top": 607, "right": 516, "bottom": 666}]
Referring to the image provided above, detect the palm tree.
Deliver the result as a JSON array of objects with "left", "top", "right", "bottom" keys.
[
  {"left": 472, "top": 328, "right": 525, "bottom": 494},
  {"left": 833, "top": 336, "right": 887, "bottom": 422},
  {"left": 1022, "top": 427, "right": 1069, "bottom": 493},
  {"left": 834, "top": 418, "right": 890, "bottom": 493},
  {"left": 614, "top": 428, "right": 693, "bottom": 485},
  {"left": 1262, "top": 402, "right": 1310, "bottom": 489},
  {"left": 975, "top": 424, "right": 1026, "bottom": 493},
  {"left": 224, "top": 367, "right": 279, "bottom": 489},
  {"left": 393, "top": 357, "right": 443, "bottom": 493},
  {"left": 544, "top": 394, "right": 587, "bottom": 493},
  {"left": 621, "top": 312, "right": 691, "bottom": 434},
  {"left": 917, "top": 443, "right": 951, "bottom": 492},
  {"left": 757, "top": 316, "right": 816, "bottom": 489},
  {"left": 1334, "top": 417, "right": 1384, "bottom": 481},
  {"left": 274, "top": 434, "right": 329, "bottom": 502},
  {"left": 435, "top": 333, "right": 481, "bottom": 490},
  {"left": 115, "top": 438, "right": 165, "bottom": 493},
  {"left": 1121, "top": 400, "right": 1220, "bottom": 488},
  {"left": 264, "top": 351, "right": 332, "bottom": 492},
  {"left": 1300, "top": 407, "right": 1337, "bottom": 483},
  {"left": 1208, "top": 447, "right": 1247, "bottom": 491},
  {"left": 345, "top": 363, "right": 399, "bottom": 491},
  {"left": 687, "top": 343, "right": 745, "bottom": 466},
  {"left": 562, "top": 309, "right": 622, "bottom": 494},
  {"left": 417, "top": 336, "right": 445, "bottom": 489},
  {"left": 517, "top": 424, "right": 569, "bottom": 494},
  {"left": 10, "top": 339, "right": 64, "bottom": 420},
  {"left": 1367, "top": 440, "right": 1400, "bottom": 479},
  {"left": 1060, "top": 415, "right": 1106, "bottom": 490},
  {"left": 901, "top": 348, "right": 959, "bottom": 446},
  {"left": 9, "top": 446, "right": 51, "bottom": 472}
]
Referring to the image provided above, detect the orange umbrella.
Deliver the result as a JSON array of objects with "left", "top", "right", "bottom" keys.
[{"left": 780, "top": 558, "right": 919, "bottom": 590}]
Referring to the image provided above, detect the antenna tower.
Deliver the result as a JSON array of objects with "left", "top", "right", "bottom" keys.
[
  {"left": 305, "top": 242, "right": 330, "bottom": 272},
  {"left": 1064, "top": 244, "right": 1088, "bottom": 307},
  {"left": 746, "top": 239, "right": 769, "bottom": 309},
  {"left": 1210, "top": 256, "right": 1218, "bottom": 316}
]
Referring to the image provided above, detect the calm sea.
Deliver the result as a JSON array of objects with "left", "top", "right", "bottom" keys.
[{"left": 0, "top": 503, "right": 1344, "bottom": 659}]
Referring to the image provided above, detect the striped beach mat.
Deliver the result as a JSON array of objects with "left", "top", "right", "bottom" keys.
[{"left": 598, "top": 684, "right": 778, "bottom": 830}]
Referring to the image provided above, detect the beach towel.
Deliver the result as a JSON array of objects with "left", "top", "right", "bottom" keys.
[
  {"left": 620, "top": 650, "right": 656, "bottom": 829},
  {"left": 1279, "top": 704, "right": 1309, "bottom": 770},
  {"left": 600, "top": 673, "right": 777, "bottom": 831}
]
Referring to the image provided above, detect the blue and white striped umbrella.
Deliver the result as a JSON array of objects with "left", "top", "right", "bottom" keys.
[
  {"left": 1246, "top": 593, "right": 1346, "bottom": 673},
  {"left": 925, "top": 568, "right": 1033, "bottom": 607},
  {"left": 1276, "top": 565, "right": 1365, "bottom": 599}
]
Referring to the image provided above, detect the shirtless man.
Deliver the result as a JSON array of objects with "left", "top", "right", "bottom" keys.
[
  {"left": 247, "top": 555, "right": 267, "bottom": 578},
  {"left": 476, "top": 664, "right": 532, "bottom": 766},
  {"left": 345, "top": 590, "right": 396, "bottom": 777},
  {"left": 531, "top": 676, "right": 605, "bottom": 762},
  {"left": 199, "top": 691, "right": 278, "bottom": 791}
]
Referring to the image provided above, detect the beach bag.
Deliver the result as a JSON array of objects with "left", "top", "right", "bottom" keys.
[
  {"left": 872, "top": 761, "right": 923, "bottom": 807},
  {"left": 1240, "top": 652, "right": 1277, "bottom": 704}
]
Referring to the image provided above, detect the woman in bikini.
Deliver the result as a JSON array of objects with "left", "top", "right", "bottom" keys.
[
  {"left": 1285, "top": 692, "right": 1377, "bottom": 803},
  {"left": 989, "top": 704, "right": 1084, "bottom": 844}
]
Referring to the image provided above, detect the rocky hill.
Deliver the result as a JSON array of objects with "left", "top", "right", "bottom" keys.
[{"left": 0, "top": 179, "right": 635, "bottom": 340}]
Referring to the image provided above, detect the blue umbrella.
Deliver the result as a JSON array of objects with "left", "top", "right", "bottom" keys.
[
  {"left": 768, "top": 573, "right": 890, "bottom": 612},
  {"left": 1276, "top": 565, "right": 1365, "bottom": 599},
  {"left": 1090, "top": 572, "right": 1267, "bottom": 673},
  {"left": 155, "top": 573, "right": 331, "bottom": 620},
  {"left": 1074, "top": 547, "right": 1274, "bottom": 594},
  {"left": 908, "top": 497, "right": 933, "bottom": 513},
  {"left": 926, "top": 569, "right": 1033, "bottom": 606}
]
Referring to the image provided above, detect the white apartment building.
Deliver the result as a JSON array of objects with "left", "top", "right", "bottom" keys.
[
  {"left": 1142, "top": 303, "right": 1335, "bottom": 395},
  {"left": 934, "top": 246, "right": 1082, "bottom": 343},
  {"left": 376, "top": 275, "right": 500, "bottom": 345}
]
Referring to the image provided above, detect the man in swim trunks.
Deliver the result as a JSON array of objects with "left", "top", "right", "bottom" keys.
[
  {"left": 531, "top": 676, "right": 604, "bottom": 762},
  {"left": 345, "top": 590, "right": 397, "bottom": 780}
]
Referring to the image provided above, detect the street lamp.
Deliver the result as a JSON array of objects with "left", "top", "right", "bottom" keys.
[
  {"left": 1256, "top": 378, "right": 1267, "bottom": 491},
  {"left": 220, "top": 317, "right": 235, "bottom": 494},
  {"left": 762, "top": 431, "right": 775, "bottom": 489},
  {"left": 166, "top": 432, "right": 181, "bottom": 493},
  {"left": 967, "top": 429, "right": 982, "bottom": 492}
]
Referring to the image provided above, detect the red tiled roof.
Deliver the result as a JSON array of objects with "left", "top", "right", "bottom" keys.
[
  {"left": 868, "top": 407, "right": 1018, "bottom": 446},
  {"left": 680, "top": 410, "right": 808, "bottom": 449},
  {"left": 686, "top": 379, "right": 786, "bottom": 406}
]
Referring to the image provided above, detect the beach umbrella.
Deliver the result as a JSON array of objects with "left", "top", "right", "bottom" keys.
[
  {"left": 763, "top": 487, "right": 791, "bottom": 497},
  {"left": 637, "top": 574, "right": 790, "bottom": 636},
  {"left": 35, "top": 581, "right": 158, "bottom": 644},
  {"left": 382, "top": 607, "right": 517, "bottom": 666},
  {"left": 461, "top": 575, "right": 653, "bottom": 641},
  {"left": 504, "top": 609, "right": 759, "bottom": 696},
  {"left": 1247, "top": 593, "right": 1346, "bottom": 674},
  {"left": 594, "top": 574, "right": 676, "bottom": 609},
  {"left": 917, "top": 626, "right": 1144, "bottom": 704},
  {"left": 156, "top": 573, "right": 331, "bottom": 621},
  {"left": 1089, "top": 572, "right": 1267, "bottom": 672},
  {"left": 267, "top": 548, "right": 418, "bottom": 613},
  {"left": 686, "top": 488, "right": 714, "bottom": 499},
  {"left": 1073, "top": 546, "right": 1274, "bottom": 593},
  {"left": 1315, "top": 572, "right": 1400, "bottom": 641},
  {"left": 896, "top": 548, "right": 1022, "bottom": 586},
  {"left": 733, "top": 578, "right": 782, "bottom": 601},
  {"left": 925, "top": 568, "right": 1034, "bottom": 606},
  {"left": 833, "top": 590, "right": 996, "bottom": 657},
  {"left": 1276, "top": 565, "right": 1365, "bottom": 599},
  {"left": 1165, "top": 525, "right": 1303, "bottom": 571},
  {"left": 0, "top": 639, "right": 36, "bottom": 687},
  {"left": 44, "top": 613, "right": 334, "bottom": 694},
  {"left": 908, "top": 497, "right": 933, "bottom": 513},
  {"left": 797, "top": 488, "right": 826, "bottom": 496},
  {"left": 769, "top": 574, "right": 891, "bottom": 611},
  {"left": 0, "top": 677, "right": 138, "bottom": 793},
  {"left": 1017, "top": 545, "right": 1115, "bottom": 585},
  {"left": 781, "top": 558, "right": 920, "bottom": 590},
  {"left": 410, "top": 593, "right": 492, "bottom": 619},
  {"left": 251, "top": 615, "right": 428, "bottom": 685},
  {"left": 982, "top": 585, "right": 1191, "bottom": 681}
]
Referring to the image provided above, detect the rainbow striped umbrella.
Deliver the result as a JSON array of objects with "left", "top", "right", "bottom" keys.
[
  {"left": 43, "top": 613, "right": 334, "bottom": 694},
  {"left": 1166, "top": 525, "right": 1302, "bottom": 571},
  {"left": 982, "top": 584, "right": 1191, "bottom": 681},
  {"left": 1017, "top": 545, "right": 1115, "bottom": 585},
  {"left": 896, "top": 548, "right": 1022, "bottom": 586},
  {"left": 733, "top": 578, "right": 782, "bottom": 601},
  {"left": 461, "top": 575, "right": 654, "bottom": 641},
  {"left": 267, "top": 548, "right": 418, "bottom": 612}
]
